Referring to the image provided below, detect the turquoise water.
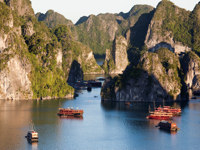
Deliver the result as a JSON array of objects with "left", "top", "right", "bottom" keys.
[{"left": 0, "top": 77, "right": 200, "bottom": 150}]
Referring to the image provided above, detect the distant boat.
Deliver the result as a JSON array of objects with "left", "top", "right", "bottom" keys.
[
  {"left": 57, "top": 108, "right": 84, "bottom": 117},
  {"left": 25, "top": 121, "right": 38, "bottom": 142}
]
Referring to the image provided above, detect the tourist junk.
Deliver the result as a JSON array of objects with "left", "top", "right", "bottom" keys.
[
  {"left": 146, "top": 111, "right": 173, "bottom": 120},
  {"left": 57, "top": 108, "right": 84, "bottom": 117},
  {"left": 146, "top": 105, "right": 182, "bottom": 120}
]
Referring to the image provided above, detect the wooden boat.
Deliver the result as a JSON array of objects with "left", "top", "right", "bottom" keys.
[
  {"left": 25, "top": 121, "right": 38, "bottom": 142},
  {"left": 26, "top": 130, "right": 39, "bottom": 142},
  {"left": 156, "top": 106, "right": 181, "bottom": 116},
  {"left": 157, "top": 121, "right": 179, "bottom": 131},
  {"left": 146, "top": 111, "right": 173, "bottom": 120},
  {"left": 57, "top": 108, "right": 84, "bottom": 117}
]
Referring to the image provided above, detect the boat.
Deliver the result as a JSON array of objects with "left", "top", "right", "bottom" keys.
[
  {"left": 157, "top": 121, "right": 179, "bottom": 131},
  {"left": 57, "top": 107, "right": 84, "bottom": 117},
  {"left": 155, "top": 106, "right": 181, "bottom": 116},
  {"left": 25, "top": 121, "right": 38, "bottom": 142},
  {"left": 146, "top": 111, "right": 173, "bottom": 120},
  {"left": 26, "top": 130, "right": 39, "bottom": 142}
]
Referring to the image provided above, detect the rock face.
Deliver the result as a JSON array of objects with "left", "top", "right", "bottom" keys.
[
  {"left": 54, "top": 25, "right": 104, "bottom": 80},
  {"left": 74, "top": 5, "right": 154, "bottom": 56},
  {"left": 36, "top": 10, "right": 73, "bottom": 28},
  {"left": 0, "top": 56, "right": 32, "bottom": 100},
  {"left": 181, "top": 52, "right": 200, "bottom": 90},
  {"left": 145, "top": 0, "right": 192, "bottom": 55},
  {"left": 102, "top": 36, "right": 128, "bottom": 74},
  {"left": 4, "top": 0, "right": 34, "bottom": 16},
  {"left": 101, "top": 48, "right": 182, "bottom": 102},
  {"left": 67, "top": 60, "right": 83, "bottom": 83},
  {"left": 0, "top": 1, "right": 103, "bottom": 100}
]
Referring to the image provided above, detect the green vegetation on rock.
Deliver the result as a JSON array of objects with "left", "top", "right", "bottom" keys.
[{"left": 36, "top": 10, "right": 73, "bottom": 28}]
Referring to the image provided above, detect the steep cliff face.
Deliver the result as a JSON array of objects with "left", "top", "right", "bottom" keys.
[
  {"left": 53, "top": 25, "right": 104, "bottom": 81},
  {"left": 75, "top": 14, "right": 121, "bottom": 56},
  {"left": 0, "top": 2, "right": 70, "bottom": 100},
  {"left": 4, "top": 0, "right": 34, "bottom": 16},
  {"left": 191, "top": 2, "right": 200, "bottom": 54},
  {"left": 145, "top": 0, "right": 192, "bottom": 54},
  {"left": 74, "top": 5, "right": 154, "bottom": 56},
  {"left": 181, "top": 52, "right": 200, "bottom": 91},
  {"left": 0, "top": 56, "right": 32, "bottom": 99},
  {"left": 102, "top": 36, "right": 128, "bottom": 74},
  {"left": 0, "top": 2, "right": 33, "bottom": 100},
  {"left": 101, "top": 48, "right": 182, "bottom": 102}
]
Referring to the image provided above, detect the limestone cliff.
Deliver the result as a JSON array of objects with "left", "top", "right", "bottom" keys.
[
  {"left": 74, "top": 5, "right": 154, "bottom": 56},
  {"left": 36, "top": 10, "right": 73, "bottom": 28},
  {"left": 145, "top": 0, "right": 192, "bottom": 54},
  {"left": 53, "top": 25, "right": 104, "bottom": 83},
  {"left": 0, "top": 1, "right": 100, "bottom": 100},
  {"left": 101, "top": 48, "right": 182, "bottom": 102},
  {"left": 4, "top": 0, "right": 34, "bottom": 16},
  {"left": 0, "top": 56, "right": 32, "bottom": 99},
  {"left": 102, "top": 36, "right": 128, "bottom": 74},
  {"left": 0, "top": 2, "right": 33, "bottom": 99},
  {"left": 181, "top": 52, "right": 200, "bottom": 92}
]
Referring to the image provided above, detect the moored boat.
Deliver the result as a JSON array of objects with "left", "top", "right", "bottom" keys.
[
  {"left": 26, "top": 130, "right": 39, "bottom": 142},
  {"left": 146, "top": 111, "right": 173, "bottom": 120},
  {"left": 156, "top": 106, "right": 181, "bottom": 116},
  {"left": 57, "top": 108, "right": 84, "bottom": 117},
  {"left": 157, "top": 121, "right": 179, "bottom": 131}
]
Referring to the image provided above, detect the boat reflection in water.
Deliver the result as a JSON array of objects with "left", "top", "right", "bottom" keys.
[{"left": 58, "top": 115, "right": 83, "bottom": 120}]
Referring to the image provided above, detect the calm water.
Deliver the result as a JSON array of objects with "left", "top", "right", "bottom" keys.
[{"left": 1, "top": 76, "right": 200, "bottom": 150}]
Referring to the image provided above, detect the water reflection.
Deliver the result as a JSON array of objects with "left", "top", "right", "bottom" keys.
[
  {"left": 58, "top": 116, "right": 83, "bottom": 120},
  {"left": 0, "top": 100, "right": 32, "bottom": 150}
]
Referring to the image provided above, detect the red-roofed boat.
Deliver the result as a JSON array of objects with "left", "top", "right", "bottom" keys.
[
  {"left": 57, "top": 108, "right": 84, "bottom": 117},
  {"left": 155, "top": 106, "right": 181, "bottom": 116},
  {"left": 146, "top": 111, "right": 173, "bottom": 120}
]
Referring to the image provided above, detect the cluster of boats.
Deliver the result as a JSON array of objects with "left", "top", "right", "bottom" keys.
[
  {"left": 147, "top": 105, "right": 181, "bottom": 131},
  {"left": 25, "top": 107, "right": 84, "bottom": 143},
  {"left": 25, "top": 105, "right": 180, "bottom": 143}
]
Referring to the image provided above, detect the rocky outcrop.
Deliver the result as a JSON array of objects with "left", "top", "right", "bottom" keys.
[
  {"left": 101, "top": 48, "right": 182, "bottom": 102},
  {"left": 145, "top": 0, "right": 192, "bottom": 55},
  {"left": 56, "top": 48, "right": 62, "bottom": 68},
  {"left": 74, "top": 5, "right": 154, "bottom": 56},
  {"left": 4, "top": 0, "right": 34, "bottom": 17},
  {"left": 192, "top": 75, "right": 200, "bottom": 94},
  {"left": 0, "top": 2, "right": 75, "bottom": 100},
  {"left": 22, "top": 21, "right": 35, "bottom": 37},
  {"left": 102, "top": 36, "right": 128, "bottom": 74},
  {"left": 54, "top": 25, "right": 104, "bottom": 83},
  {"left": 36, "top": 10, "right": 74, "bottom": 28},
  {"left": 181, "top": 51, "right": 200, "bottom": 90},
  {"left": 0, "top": 56, "right": 33, "bottom": 100},
  {"left": 67, "top": 60, "right": 83, "bottom": 83}
]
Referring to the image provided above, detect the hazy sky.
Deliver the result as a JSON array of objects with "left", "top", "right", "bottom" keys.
[{"left": 31, "top": 0, "right": 199, "bottom": 23}]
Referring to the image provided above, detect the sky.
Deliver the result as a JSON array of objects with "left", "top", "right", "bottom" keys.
[{"left": 31, "top": 0, "right": 199, "bottom": 24}]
